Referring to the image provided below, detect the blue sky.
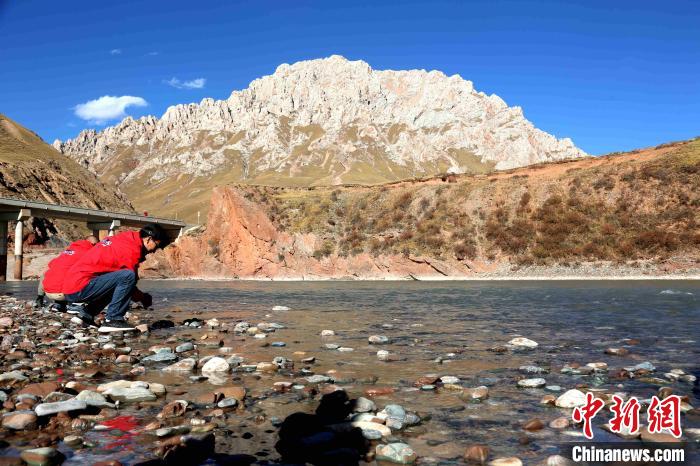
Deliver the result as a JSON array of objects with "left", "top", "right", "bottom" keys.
[{"left": 1, "top": 0, "right": 698, "bottom": 155}]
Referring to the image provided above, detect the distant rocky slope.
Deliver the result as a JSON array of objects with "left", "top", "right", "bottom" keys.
[
  {"left": 54, "top": 55, "right": 586, "bottom": 221},
  {"left": 142, "top": 138, "right": 699, "bottom": 279},
  {"left": 0, "top": 114, "right": 133, "bottom": 240}
]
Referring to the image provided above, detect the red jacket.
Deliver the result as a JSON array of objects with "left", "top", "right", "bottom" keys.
[
  {"left": 62, "top": 231, "right": 144, "bottom": 294},
  {"left": 42, "top": 240, "right": 96, "bottom": 293}
]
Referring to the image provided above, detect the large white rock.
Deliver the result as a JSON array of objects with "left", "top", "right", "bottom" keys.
[
  {"left": 556, "top": 389, "right": 587, "bottom": 408},
  {"left": 201, "top": 357, "right": 230, "bottom": 373}
]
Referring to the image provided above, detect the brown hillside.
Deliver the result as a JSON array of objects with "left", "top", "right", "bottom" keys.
[
  {"left": 0, "top": 114, "right": 134, "bottom": 239},
  {"left": 152, "top": 137, "right": 699, "bottom": 279}
]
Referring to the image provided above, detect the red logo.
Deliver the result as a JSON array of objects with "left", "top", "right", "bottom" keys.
[
  {"left": 572, "top": 393, "right": 605, "bottom": 439},
  {"left": 648, "top": 395, "right": 682, "bottom": 438},
  {"left": 573, "top": 393, "right": 684, "bottom": 439},
  {"left": 609, "top": 395, "right": 640, "bottom": 435}
]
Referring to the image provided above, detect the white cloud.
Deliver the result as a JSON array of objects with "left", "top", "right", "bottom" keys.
[
  {"left": 110, "top": 48, "right": 122, "bottom": 55},
  {"left": 73, "top": 95, "right": 147, "bottom": 124},
  {"left": 165, "top": 77, "right": 206, "bottom": 89},
  {"left": 147, "top": 51, "right": 159, "bottom": 56}
]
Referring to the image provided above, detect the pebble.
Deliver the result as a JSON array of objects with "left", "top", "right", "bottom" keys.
[
  {"left": 377, "top": 350, "right": 391, "bottom": 361},
  {"left": 440, "top": 376, "right": 460, "bottom": 384},
  {"left": 63, "top": 435, "right": 83, "bottom": 447},
  {"left": 369, "top": 335, "right": 390, "bottom": 344},
  {"left": 2, "top": 410, "right": 37, "bottom": 430},
  {"left": 163, "top": 358, "right": 197, "bottom": 372},
  {"left": 337, "top": 347, "right": 354, "bottom": 352},
  {"left": 464, "top": 445, "right": 489, "bottom": 463},
  {"left": 508, "top": 337, "right": 538, "bottom": 348},
  {"left": 376, "top": 443, "right": 417, "bottom": 464},
  {"left": 459, "top": 386, "right": 489, "bottom": 402},
  {"left": 605, "top": 347, "right": 629, "bottom": 356},
  {"left": 20, "top": 447, "right": 62, "bottom": 466},
  {"left": 625, "top": 361, "right": 656, "bottom": 372},
  {"left": 523, "top": 418, "right": 544, "bottom": 431},
  {"left": 354, "top": 397, "right": 376, "bottom": 413},
  {"left": 549, "top": 417, "right": 570, "bottom": 429},
  {"left": 272, "top": 305, "right": 290, "bottom": 311},
  {"left": 305, "top": 375, "right": 331, "bottom": 384},
  {"left": 176, "top": 342, "right": 195, "bottom": 353},
  {"left": 519, "top": 365, "right": 548, "bottom": 374},
  {"left": 217, "top": 397, "right": 238, "bottom": 409},
  {"left": 488, "top": 458, "right": 522, "bottom": 466},
  {"left": 544, "top": 455, "right": 575, "bottom": 466},
  {"left": 320, "top": 330, "right": 335, "bottom": 336},
  {"left": 517, "top": 378, "right": 546, "bottom": 388},
  {"left": 142, "top": 352, "right": 178, "bottom": 364},
  {"left": 324, "top": 343, "right": 339, "bottom": 350}
]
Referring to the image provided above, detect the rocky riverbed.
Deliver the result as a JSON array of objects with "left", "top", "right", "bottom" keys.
[{"left": 0, "top": 281, "right": 698, "bottom": 465}]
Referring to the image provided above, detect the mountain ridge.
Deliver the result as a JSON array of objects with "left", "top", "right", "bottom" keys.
[{"left": 54, "top": 55, "right": 587, "bottom": 221}]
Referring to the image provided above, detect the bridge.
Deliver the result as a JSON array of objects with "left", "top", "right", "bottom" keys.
[{"left": 0, "top": 197, "right": 186, "bottom": 281}]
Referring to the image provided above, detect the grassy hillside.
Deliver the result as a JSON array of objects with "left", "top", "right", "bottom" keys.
[
  {"left": 231, "top": 138, "right": 699, "bottom": 266},
  {"left": 0, "top": 114, "right": 133, "bottom": 238}
]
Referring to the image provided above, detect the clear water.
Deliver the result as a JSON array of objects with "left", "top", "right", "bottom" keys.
[{"left": 1, "top": 280, "right": 698, "bottom": 464}]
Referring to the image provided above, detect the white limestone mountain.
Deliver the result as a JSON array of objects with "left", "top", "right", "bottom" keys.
[{"left": 54, "top": 55, "right": 586, "bottom": 220}]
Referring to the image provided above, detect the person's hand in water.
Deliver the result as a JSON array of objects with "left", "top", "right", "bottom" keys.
[{"left": 141, "top": 292, "right": 153, "bottom": 309}]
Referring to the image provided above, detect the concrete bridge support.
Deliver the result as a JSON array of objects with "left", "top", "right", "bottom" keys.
[{"left": 13, "top": 209, "right": 31, "bottom": 280}]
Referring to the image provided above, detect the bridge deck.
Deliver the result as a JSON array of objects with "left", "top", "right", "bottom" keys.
[
  {"left": 0, "top": 197, "right": 185, "bottom": 231},
  {"left": 0, "top": 197, "right": 187, "bottom": 280}
]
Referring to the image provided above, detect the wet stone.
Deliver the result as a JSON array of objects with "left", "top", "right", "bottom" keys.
[
  {"left": 508, "top": 337, "right": 538, "bottom": 348},
  {"left": 76, "top": 390, "right": 113, "bottom": 408},
  {"left": 549, "top": 417, "right": 570, "bottom": 429},
  {"left": 517, "top": 378, "right": 546, "bottom": 388},
  {"left": 201, "top": 357, "right": 230, "bottom": 373},
  {"left": 20, "top": 447, "right": 63, "bottom": 466},
  {"left": 519, "top": 365, "right": 548, "bottom": 374},
  {"left": 306, "top": 375, "right": 331, "bottom": 384},
  {"left": 163, "top": 358, "right": 197, "bottom": 372},
  {"left": 376, "top": 443, "right": 417, "bottom": 464},
  {"left": 103, "top": 387, "right": 156, "bottom": 403},
  {"left": 2, "top": 410, "right": 37, "bottom": 430},
  {"left": 216, "top": 396, "right": 238, "bottom": 409},
  {"left": 605, "top": 347, "right": 629, "bottom": 356},
  {"left": 459, "top": 386, "right": 489, "bottom": 402},
  {"left": 556, "top": 389, "right": 586, "bottom": 408},
  {"left": 34, "top": 399, "right": 87, "bottom": 416},
  {"left": 176, "top": 342, "right": 194, "bottom": 353},
  {"left": 354, "top": 397, "right": 376, "bottom": 413},
  {"left": 464, "top": 444, "right": 489, "bottom": 463},
  {"left": 488, "top": 458, "right": 522, "bottom": 466},
  {"left": 369, "top": 335, "right": 390, "bottom": 344},
  {"left": 522, "top": 419, "right": 544, "bottom": 431},
  {"left": 142, "top": 352, "right": 177, "bottom": 364},
  {"left": 0, "top": 371, "right": 28, "bottom": 382}
]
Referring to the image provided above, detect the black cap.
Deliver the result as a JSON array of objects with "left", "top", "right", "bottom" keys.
[{"left": 139, "top": 223, "right": 170, "bottom": 248}]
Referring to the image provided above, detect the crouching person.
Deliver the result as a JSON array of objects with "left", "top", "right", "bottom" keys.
[
  {"left": 61, "top": 224, "right": 168, "bottom": 333},
  {"left": 38, "top": 235, "right": 99, "bottom": 310}
]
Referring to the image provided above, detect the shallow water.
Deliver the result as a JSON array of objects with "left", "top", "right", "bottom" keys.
[{"left": 2, "top": 279, "right": 698, "bottom": 464}]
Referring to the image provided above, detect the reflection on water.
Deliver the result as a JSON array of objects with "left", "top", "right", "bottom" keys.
[{"left": 2, "top": 280, "right": 698, "bottom": 464}]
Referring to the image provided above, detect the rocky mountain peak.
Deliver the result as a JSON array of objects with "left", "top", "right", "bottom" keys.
[{"left": 53, "top": 56, "right": 586, "bottom": 219}]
